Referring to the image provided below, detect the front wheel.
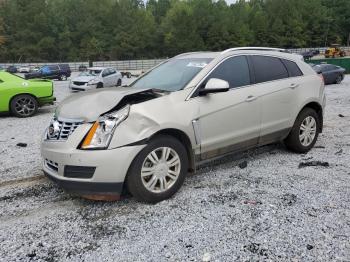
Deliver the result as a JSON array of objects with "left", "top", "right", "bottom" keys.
[
  {"left": 284, "top": 108, "right": 320, "bottom": 153},
  {"left": 10, "top": 94, "right": 38, "bottom": 118},
  {"left": 126, "top": 135, "right": 188, "bottom": 203}
]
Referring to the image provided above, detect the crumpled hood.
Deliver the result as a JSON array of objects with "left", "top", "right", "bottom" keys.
[
  {"left": 71, "top": 75, "right": 97, "bottom": 83},
  {"left": 56, "top": 87, "right": 150, "bottom": 122}
]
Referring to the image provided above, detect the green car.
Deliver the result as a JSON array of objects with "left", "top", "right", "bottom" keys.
[{"left": 0, "top": 72, "right": 55, "bottom": 117}]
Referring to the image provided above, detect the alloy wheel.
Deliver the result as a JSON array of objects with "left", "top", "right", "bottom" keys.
[
  {"left": 141, "top": 147, "right": 181, "bottom": 193},
  {"left": 299, "top": 116, "right": 317, "bottom": 147},
  {"left": 14, "top": 97, "right": 36, "bottom": 117}
]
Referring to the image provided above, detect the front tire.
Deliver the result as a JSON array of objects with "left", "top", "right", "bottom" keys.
[
  {"left": 284, "top": 108, "right": 320, "bottom": 153},
  {"left": 126, "top": 135, "right": 188, "bottom": 203},
  {"left": 10, "top": 94, "right": 38, "bottom": 118},
  {"left": 59, "top": 74, "right": 67, "bottom": 81}
]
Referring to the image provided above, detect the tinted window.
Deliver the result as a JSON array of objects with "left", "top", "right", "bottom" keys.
[
  {"left": 251, "top": 56, "right": 289, "bottom": 83},
  {"left": 281, "top": 59, "right": 303, "bottom": 77},
  {"left": 206, "top": 56, "right": 250, "bottom": 88},
  {"left": 48, "top": 65, "right": 59, "bottom": 70},
  {"left": 109, "top": 69, "right": 116, "bottom": 74}
]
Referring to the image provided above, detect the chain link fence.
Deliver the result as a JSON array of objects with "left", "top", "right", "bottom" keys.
[{"left": 1, "top": 47, "right": 350, "bottom": 71}]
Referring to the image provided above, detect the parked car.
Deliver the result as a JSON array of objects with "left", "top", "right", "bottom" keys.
[
  {"left": 300, "top": 50, "right": 319, "bottom": 60},
  {"left": 0, "top": 65, "right": 4, "bottom": 71},
  {"left": 78, "top": 65, "right": 88, "bottom": 72},
  {"left": 6, "top": 65, "right": 17, "bottom": 73},
  {"left": 311, "top": 63, "right": 345, "bottom": 84},
  {"left": 0, "top": 72, "right": 55, "bottom": 117},
  {"left": 69, "top": 67, "right": 122, "bottom": 91},
  {"left": 18, "top": 66, "right": 31, "bottom": 73},
  {"left": 41, "top": 47, "right": 325, "bottom": 203},
  {"left": 24, "top": 64, "right": 71, "bottom": 81}
]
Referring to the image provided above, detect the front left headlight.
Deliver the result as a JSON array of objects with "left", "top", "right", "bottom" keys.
[{"left": 81, "top": 105, "right": 130, "bottom": 149}]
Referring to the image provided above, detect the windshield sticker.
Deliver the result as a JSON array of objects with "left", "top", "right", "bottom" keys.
[{"left": 186, "top": 62, "right": 208, "bottom": 68}]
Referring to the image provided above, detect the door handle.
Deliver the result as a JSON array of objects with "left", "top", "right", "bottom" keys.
[
  {"left": 245, "top": 95, "right": 257, "bottom": 102},
  {"left": 289, "top": 83, "right": 299, "bottom": 89}
]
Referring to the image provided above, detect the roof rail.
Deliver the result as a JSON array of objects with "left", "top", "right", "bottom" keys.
[
  {"left": 174, "top": 51, "right": 214, "bottom": 58},
  {"left": 221, "top": 47, "right": 287, "bottom": 54}
]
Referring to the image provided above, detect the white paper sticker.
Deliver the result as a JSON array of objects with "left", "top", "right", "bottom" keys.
[{"left": 186, "top": 62, "right": 208, "bottom": 68}]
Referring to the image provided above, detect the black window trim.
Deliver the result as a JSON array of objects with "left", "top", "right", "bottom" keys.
[
  {"left": 190, "top": 55, "right": 254, "bottom": 98},
  {"left": 248, "top": 54, "right": 304, "bottom": 85}
]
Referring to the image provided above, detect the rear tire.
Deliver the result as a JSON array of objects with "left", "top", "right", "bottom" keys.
[
  {"left": 10, "top": 94, "right": 38, "bottom": 118},
  {"left": 117, "top": 79, "right": 122, "bottom": 86},
  {"left": 284, "top": 108, "right": 320, "bottom": 153},
  {"left": 126, "top": 135, "right": 188, "bottom": 203},
  {"left": 335, "top": 75, "right": 343, "bottom": 84},
  {"left": 59, "top": 74, "right": 67, "bottom": 81}
]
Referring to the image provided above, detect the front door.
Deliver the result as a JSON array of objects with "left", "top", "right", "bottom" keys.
[{"left": 196, "top": 56, "right": 262, "bottom": 160}]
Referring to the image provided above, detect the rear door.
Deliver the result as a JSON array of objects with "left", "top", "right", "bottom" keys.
[
  {"left": 248, "top": 55, "right": 301, "bottom": 144},
  {"left": 196, "top": 55, "right": 262, "bottom": 160}
]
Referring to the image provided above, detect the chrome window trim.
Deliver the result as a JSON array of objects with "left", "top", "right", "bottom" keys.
[{"left": 185, "top": 53, "right": 305, "bottom": 101}]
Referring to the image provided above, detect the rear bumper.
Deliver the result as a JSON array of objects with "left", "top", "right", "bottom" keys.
[{"left": 38, "top": 96, "right": 56, "bottom": 106}]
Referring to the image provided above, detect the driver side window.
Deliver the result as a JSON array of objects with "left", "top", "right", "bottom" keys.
[{"left": 206, "top": 56, "right": 251, "bottom": 88}]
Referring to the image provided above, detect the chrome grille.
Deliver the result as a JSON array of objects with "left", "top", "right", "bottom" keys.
[{"left": 46, "top": 119, "right": 83, "bottom": 141}]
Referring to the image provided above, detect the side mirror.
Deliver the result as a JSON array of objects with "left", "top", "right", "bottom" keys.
[{"left": 199, "top": 78, "right": 230, "bottom": 96}]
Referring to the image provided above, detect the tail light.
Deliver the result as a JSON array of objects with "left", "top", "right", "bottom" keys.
[{"left": 318, "top": 74, "right": 324, "bottom": 85}]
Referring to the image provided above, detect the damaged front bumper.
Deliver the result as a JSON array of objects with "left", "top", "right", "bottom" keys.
[{"left": 41, "top": 125, "right": 146, "bottom": 198}]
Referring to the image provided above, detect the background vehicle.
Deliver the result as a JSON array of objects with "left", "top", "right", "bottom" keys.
[
  {"left": 0, "top": 72, "right": 55, "bottom": 117},
  {"left": 325, "top": 44, "right": 346, "bottom": 58},
  {"left": 0, "top": 65, "right": 4, "bottom": 71},
  {"left": 42, "top": 48, "right": 325, "bottom": 203},
  {"left": 24, "top": 64, "right": 71, "bottom": 80},
  {"left": 69, "top": 67, "right": 122, "bottom": 91},
  {"left": 312, "top": 63, "right": 345, "bottom": 84},
  {"left": 78, "top": 65, "right": 87, "bottom": 72},
  {"left": 300, "top": 50, "right": 319, "bottom": 60},
  {"left": 18, "top": 66, "right": 31, "bottom": 73},
  {"left": 6, "top": 65, "right": 17, "bottom": 73}
]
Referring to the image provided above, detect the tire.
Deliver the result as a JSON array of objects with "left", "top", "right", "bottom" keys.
[
  {"left": 126, "top": 135, "right": 188, "bottom": 203},
  {"left": 59, "top": 74, "right": 67, "bottom": 81},
  {"left": 127, "top": 73, "right": 131, "bottom": 78},
  {"left": 96, "top": 82, "right": 103, "bottom": 89},
  {"left": 117, "top": 79, "right": 122, "bottom": 86},
  {"left": 335, "top": 75, "right": 343, "bottom": 84},
  {"left": 10, "top": 94, "right": 38, "bottom": 118},
  {"left": 284, "top": 108, "right": 320, "bottom": 153}
]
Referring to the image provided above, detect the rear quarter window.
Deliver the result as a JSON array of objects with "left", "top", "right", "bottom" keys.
[
  {"left": 281, "top": 59, "right": 303, "bottom": 77},
  {"left": 251, "top": 55, "right": 289, "bottom": 83}
]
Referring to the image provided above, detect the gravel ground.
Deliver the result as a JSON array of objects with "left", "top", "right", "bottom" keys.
[{"left": 0, "top": 76, "right": 350, "bottom": 261}]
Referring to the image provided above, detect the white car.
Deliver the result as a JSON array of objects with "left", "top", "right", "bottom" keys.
[
  {"left": 42, "top": 47, "right": 326, "bottom": 203},
  {"left": 18, "top": 66, "right": 31, "bottom": 73},
  {"left": 69, "top": 67, "right": 122, "bottom": 91}
]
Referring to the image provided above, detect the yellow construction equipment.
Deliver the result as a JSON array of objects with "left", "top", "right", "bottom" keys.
[{"left": 325, "top": 44, "right": 346, "bottom": 58}]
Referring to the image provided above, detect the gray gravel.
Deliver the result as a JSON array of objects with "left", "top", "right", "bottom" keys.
[{"left": 0, "top": 76, "right": 350, "bottom": 261}]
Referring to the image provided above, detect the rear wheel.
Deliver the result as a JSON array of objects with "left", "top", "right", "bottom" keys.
[
  {"left": 335, "top": 75, "right": 343, "bottom": 84},
  {"left": 117, "top": 79, "right": 122, "bottom": 86},
  {"left": 10, "top": 94, "right": 38, "bottom": 118},
  {"left": 284, "top": 108, "right": 320, "bottom": 153},
  {"left": 59, "top": 74, "right": 67, "bottom": 81},
  {"left": 126, "top": 135, "right": 188, "bottom": 203}
]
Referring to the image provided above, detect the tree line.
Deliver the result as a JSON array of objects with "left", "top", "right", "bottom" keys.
[{"left": 0, "top": 0, "right": 349, "bottom": 62}]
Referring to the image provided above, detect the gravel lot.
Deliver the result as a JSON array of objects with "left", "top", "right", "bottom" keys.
[{"left": 0, "top": 76, "right": 349, "bottom": 261}]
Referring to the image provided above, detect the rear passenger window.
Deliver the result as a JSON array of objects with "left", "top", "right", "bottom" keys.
[
  {"left": 251, "top": 56, "right": 289, "bottom": 83},
  {"left": 207, "top": 56, "right": 250, "bottom": 88},
  {"left": 281, "top": 59, "right": 303, "bottom": 77}
]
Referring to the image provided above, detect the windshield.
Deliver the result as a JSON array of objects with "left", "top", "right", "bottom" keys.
[
  {"left": 131, "top": 58, "right": 213, "bottom": 92},
  {"left": 79, "top": 69, "right": 102, "bottom": 77}
]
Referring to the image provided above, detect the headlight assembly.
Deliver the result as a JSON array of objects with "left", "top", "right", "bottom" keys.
[{"left": 81, "top": 105, "right": 130, "bottom": 149}]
